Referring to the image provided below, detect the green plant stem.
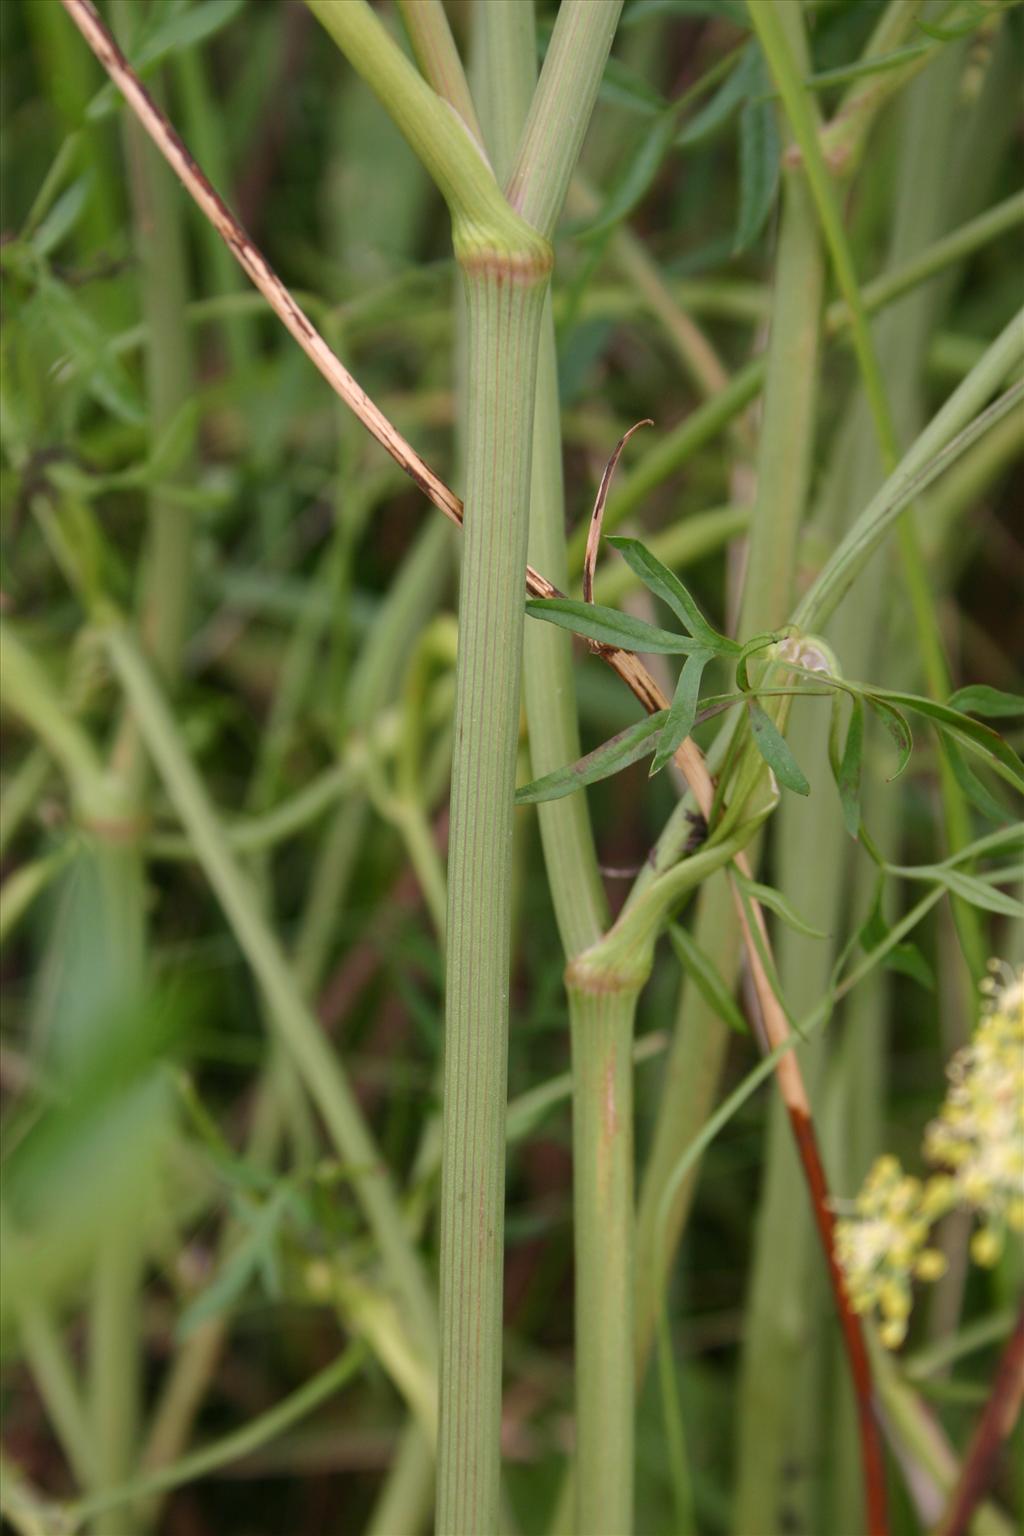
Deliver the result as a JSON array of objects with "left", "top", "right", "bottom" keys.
[
  {"left": 326, "top": 2, "right": 621, "bottom": 1523},
  {"left": 637, "top": 0, "right": 825, "bottom": 1396},
  {"left": 436, "top": 262, "right": 548, "bottom": 1536},
  {"left": 111, "top": 0, "right": 194, "bottom": 695},
  {"left": 102, "top": 621, "right": 438, "bottom": 1365},
  {"left": 796, "top": 316, "right": 1023, "bottom": 632},
  {"left": 89, "top": 1232, "right": 142, "bottom": 1534},
  {"left": 397, "top": 0, "right": 482, "bottom": 144},
  {"left": 16, "top": 1301, "right": 96, "bottom": 1491},
  {"left": 506, "top": 0, "right": 623, "bottom": 240},
  {"left": 751, "top": 1, "right": 988, "bottom": 975},
  {"left": 306, "top": 0, "right": 532, "bottom": 257},
  {"left": 174, "top": 47, "right": 256, "bottom": 378},
  {"left": 567, "top": 983, "right": 638, "bottom": 1536},
  {"left": 0, "top": 629, "right": 109, "bottom": 817},
  {"left": 0, "top": 848, "right": 76, "bottom": 946},
  {"left": 69, "top": 1345, "right": 365, "bottom": 1527},
  {"left": 816, "top": 0, "right": 958, "bottom": 177},
  {"left": 0, "top": 746, "right": 52, "bottom": 858},
  {"left": 366, "top": 1425, "right": 435, "bottom": 1536},
  {"left": 146, "top": 761, "right": 355, "bottom": 860}
]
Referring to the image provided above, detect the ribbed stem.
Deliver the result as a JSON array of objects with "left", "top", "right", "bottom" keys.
[
  {"left": 436, "top": 262, "right": 548, "bottom": 1535},
  {"left": 568, "top": 983, "right": 638, "bottom": 1536}
]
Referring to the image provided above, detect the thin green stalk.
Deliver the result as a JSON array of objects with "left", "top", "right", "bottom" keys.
[
  {"left": 111, "top": 0, "right": 194, "bottom": 694},
  {"left": 174, "top": 47, "right": 257, "bottom": 378},
  {"left": 505, "top": 0, "right": 624, "bottom": 240},
  {"left": 101, "top": 622, "right": 438, "bottom": 1365},
  {"left": 567, "top": 983, "right": 638, "bottom": 1536},
  {"left": 0, "top": 848, "right": 76, "bottom": 947},
  {"left": 796, "top": 318, "right": 1023, "bottom": 632},
  {"left": 365, "top": 1425, "right": 435, "bottom": 1536},
  {"left": 0, "top": 746, "right": 52, "bottom": 860},
  {"left": 0, "top": 629, "right": 110, "bottom": 818},
  {"left": 146, "top": 761, "right": 355, "bottom": 861},
  {"left": 306, "top": 0, "right": 530, "bottom": 258},
  {"left": 0, "top": 747, "right": 51, "bottom": 858},
  {"left": 751, "top": 2, "right": 987, "bottom": 975},
  {"left": 397, "top": 0, "right": 483, "bottom": 144},
  {"left": 16, "top": 1302, "right": 96, "bottom": 1491},
  {"left": 473, "top": 1, "right": 607, "bottom": 962},
  {"left": 637, "top": 0, "right": 825, "bottom": 1400},
  {"left": 88, "top": 1235, "right": 142, "bottom": 1534},
  {"left": 89, "top": 14, "right": 197, "bottom": 1514},
  {"left": 70, "top": 1345, "right": 365, "bottom": 1528}
]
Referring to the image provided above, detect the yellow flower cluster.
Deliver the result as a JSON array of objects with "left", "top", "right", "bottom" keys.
[
  {"left": 925, "top": 960, "right": 1024, "bottom": 1266},
  {"left": 834, "top": 1156, "right": 948, "bottom": 1348},
  {"left": 835, "top": 962, "right": 1024, "bottom": 1348}
]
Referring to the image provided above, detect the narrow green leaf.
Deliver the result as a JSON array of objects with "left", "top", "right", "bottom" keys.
[
  {"left": 947, "top": 685, "right": 1024, "bottom": 719},
  {"left": 857, "top": 879, "right": 934, "bottom": 993},
  {"left": 134, "top": 0, "right": 246, "bottom": 69},
  {"left": 583, "top": 107, "right": 680, "bottom": 238},
  {"left": 676, "top": 40, "right": 758, "bottom": 147},
  {"left": 945, "top": 739, "right": 1010, "bottom": 825},
  {"left": 669, "top": 924, "right": 749, "bottom": 1036},
  {"left": 734, "top": 876, "right": 827, "bottom": 939},
  {"left": 802, "top": 44, "right": 931, "bottom": 92},
  {"left": 30, "top": 175, "right": 91, "bottom": 258},
  {"left": 734, "top": 84, "right": 780, "bottom": 253},
  {"left": 939, "top": 870, "right": 1024, "bottom": 920},
  {"left": 914, "top": 7, "right": 988, "bottom": 41},
  {"left": 515, "top": 711, "right": 668, "bottom": 804},
  {"left": 864, "top": 695, "right": 913, "bottom": 781},
  {"left": 178, "top": 1189, "right": 289, "bottom": 1337},
  {"left": 38, "top": 272, "right": 145, "bottom": 425},
  {"left": 887, "top": 943, "right": 936, "bottom": 991},
  {"left": 87, "top": 0, "right": 247, "bottom": 122},
  {"left": 837, "top": 696, "right": 864, "bottom": 838},
  {"left": 872, "top": 688, "right": 1024, "bottom": 791},
  {"left": 525, "top": 598, "right": 697, "bottom": 654},
  {"left": 747, "top": 703, "right": 810, "bottom": 795},
  {"left": 604, "top": 535, "right": 736, "bottom": 651},
  {"left": 142, "top": 399, "right": 199, "bottom": 484},
  {"left": 651, "top": 649, "right": 715, "bottom": 774},
  {"left": 599, "top": 57, "right": 668, "bottom": 118}
]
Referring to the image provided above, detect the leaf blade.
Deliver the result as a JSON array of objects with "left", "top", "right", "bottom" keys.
[
  {"left": 748, "top": 703, "right": 809, "bottom": 795},
  {"left": 515, "top": 711, "right": 668, "bottom": 804},
  {"left": 525, "top": 598, "right": 697, "bottom": 655}
]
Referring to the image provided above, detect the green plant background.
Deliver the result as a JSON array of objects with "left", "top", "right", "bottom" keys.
[{"left": 1, "top": 1, "right": 1021, "bottom": 1534}]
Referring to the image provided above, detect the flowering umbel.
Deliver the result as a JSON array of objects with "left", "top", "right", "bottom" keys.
[{"left": 835, "top": 962, "right": 1024, "bottom": 1348}]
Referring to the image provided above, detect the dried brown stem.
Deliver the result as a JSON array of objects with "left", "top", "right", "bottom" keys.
[{"left": 582, "top": 419, "right": 652, "bottom": 607}]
